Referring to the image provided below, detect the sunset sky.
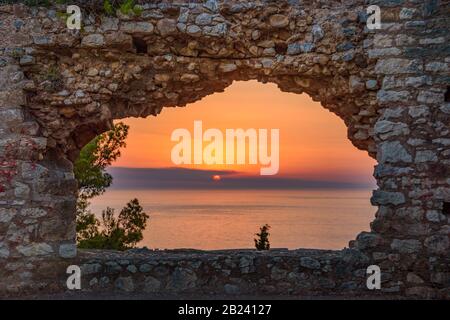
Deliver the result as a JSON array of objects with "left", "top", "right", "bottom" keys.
[{"left": 112, "top": 80, "right": 376, "bottom": 186}]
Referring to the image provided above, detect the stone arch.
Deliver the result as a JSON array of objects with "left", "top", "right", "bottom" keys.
[{"left": 0, "top": 1, "right": 449, "bottom": 298}]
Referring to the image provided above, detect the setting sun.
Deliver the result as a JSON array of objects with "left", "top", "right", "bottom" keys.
[
  {"left": 113, "top": 81, "right": 376, "bottom": 184},
  {"left": 212, "top": 175, "right": 221, "bottom": 182}
]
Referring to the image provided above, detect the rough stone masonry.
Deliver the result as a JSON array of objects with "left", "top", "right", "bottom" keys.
[{"left": 0, "top": 0, "right": 449, "bottom": 298}]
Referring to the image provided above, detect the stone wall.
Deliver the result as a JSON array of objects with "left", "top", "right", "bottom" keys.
[
  {"left": 71, "top": 248, "right": 382, "bottom": 297},
  {"left": 0, "top": 0, "right": 449, "bottom": 298}
]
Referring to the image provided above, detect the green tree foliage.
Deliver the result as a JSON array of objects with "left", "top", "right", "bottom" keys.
[
  {"left": 101, "top": 0, "right": 142, "bottom": 16},
  {"left": 74, "top": 123, "right": 149, "bottom": 251},
  {"left": 119, "top": 0, "right": 134, "bottom": 14},
  {"left": 78, "top": 199, "right": 149, "bottom": 251},
  {"left": 254, "top": 224, "right": 271, "bottom": 251},
  {"left": 74, "top": 122, "right": 128, "bottom": 200},
  {"left": 76, "top": 198, "right": 99, "bottom": 242},
  {"left": 103, "top": 0, "right": 114, "bottom": 15}
]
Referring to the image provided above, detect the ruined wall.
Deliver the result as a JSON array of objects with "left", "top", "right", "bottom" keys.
[
  {"left": 0, "top": 0, "right": 449, "bottom": 298},
  {"left": 72, "top": 248, "right": 381, "bottom": 297}
]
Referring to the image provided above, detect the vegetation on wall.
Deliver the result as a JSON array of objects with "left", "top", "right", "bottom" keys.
[
  {"left": 1, "top": 0, "right": 143, "bottom": 16},
  {"left": 104, "top": 0, "right": 142, "bottom": 16}
]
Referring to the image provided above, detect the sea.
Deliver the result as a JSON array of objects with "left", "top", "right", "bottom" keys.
[{"left": 89, "top": 188, "right": 376, "bottom": 250}]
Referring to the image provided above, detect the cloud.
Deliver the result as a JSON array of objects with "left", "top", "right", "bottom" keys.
[{"left": 107, "top": 167, "right": 374, "bottom": 189}]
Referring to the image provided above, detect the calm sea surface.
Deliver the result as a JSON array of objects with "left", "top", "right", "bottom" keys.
[{"left": 89, "top": 189, "right": 376, "bottom": 250}]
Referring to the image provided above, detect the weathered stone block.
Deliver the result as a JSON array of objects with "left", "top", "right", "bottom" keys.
[
  {"left": 218, "top": 63, "right": 237, "bottom": 73},
  {"left": 405, "top": 76, "right": 430, "bottom": 87},
  {"left": 424, "top": 235, "right": 449, "bottom": 255},
  {"left": 394, "top": 207, "right": 424, "bottom": 222},
  {"left": 375, "top": 58, "right": 422, "bottom": 74},
  {"left": 426, "top": 210, "right": 446, "bottom": 223},
  {"left": 139, "top": 263, "right": 152, "bottom": 273},
  {"left": 195, "top": 13, "right": 213, "bottom": 26},
  {"left": 81, "top": 34, "right": 105, "bottom": 47},
  {"left": 311, "top": 24, "right": 324, "bottom": 42},
  {"left": 81, "top": 263, "right": 102, "bottom": 275},
  {"left": 378, "top": 141, "right": 412, "bottom": 163},
  {"left": 371, "top": 190, "right": 406, "bottom": 206},
  {"left": 0, "top": 243, "right": 9, "bottom": 258},
  {"left": 224, "top": 284, "right": 240, "bottom": 294},
  {"left": 144, "top": 276, "right": 161, "bottom": 292},
  {"left": 157, "top": 19, "right": 177, "bottom": 36},
  {"left": 407, "top": 273, "right": 424, "bottom": 284},
  {"left": 415, "top": 150, "right": 438, "bottom": 163},
  {"left": 59, "top": 243, "right": 77, "bottom": 258},
  {"left": 417, "top": 91, "right": 444, "bottom": 104},
  {"left": 368, "top": 48, "right": 401, "bottom": 58},
  {"left": 115, "top": 276, "right": 134, "bottom": 292},
  {"left": 126, "top": 265, "right": 137, "bottom": 273},
  {"left": 14, "top": 182, "right": 30, "bottom": 199},
  {"left": 377, "top": 90, "right": 411, "bottom": 103},
  {"left": 287, "top": 42, "right": 314, "bottom": 55},
  {"left": 20, "top": 208, "right": 46, "bottom": 218},
  {"left": 16, "top": 243, "right": 54, "bottom": 257},
  {"left": 391, "top": 239, "right": 422, "bottom": 254},
  {"left": 374, "top": 120, "right": 409, "bottom": 139},
  {"left": 32, "top": 35, "right": 54, "bottom": 46},
  {"left": 271, "top": 266, "right": 288, "bottom": 280},
  {"left": 355, "top": 232, "right": 383, "bottom": 250},
  {"left": 166, "top": 268, "right": 197, "bottom": 292},
  {"left": 186, "top": 24, "right": 201, "bottom": 37},
  {"left": 365, "top": 79, "right": 378, "bottom": 90},
  {"left": 425, "top": 62, "right": 448, "bottom": 73},
  {"left": 440, "top": 104, "right": 450, "bottom": 114},
  {"left": 0, "top": 208, "right": 16, "bottom": 224},
  {"left": 408, "top": 105, "right": 429, "bottom": 118},
  {"left": 105, "top": 261, "right": 122, "bottom": 274},
  {"left": 269, "top": 14, "right": 289, "bottom": 28},
  {"left": 100, "top": 16, "right": 119, "bottom": 31},
  {"left": 399, "top": 8, "right": 416, "bottom": 20}
]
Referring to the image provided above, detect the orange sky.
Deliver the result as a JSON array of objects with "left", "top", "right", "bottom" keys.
[{"left": 113, "top": 80, "right": 376, "bottom": 184}]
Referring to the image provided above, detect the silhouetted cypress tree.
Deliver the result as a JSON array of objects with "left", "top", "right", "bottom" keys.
[{"left": 254, "top": 224, "right": 271, "bottom": 250}]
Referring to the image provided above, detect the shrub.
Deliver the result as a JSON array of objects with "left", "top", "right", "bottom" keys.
[{"left": 77, "top": 198, "right": 149, "bottom": 251}]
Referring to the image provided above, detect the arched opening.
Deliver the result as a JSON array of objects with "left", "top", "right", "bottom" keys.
[
  {"left": 1, "top": 0, "right": 447, "bottom": 299},
  {"left": 86, "top": 80, "right": 377, "bottom": 250}
]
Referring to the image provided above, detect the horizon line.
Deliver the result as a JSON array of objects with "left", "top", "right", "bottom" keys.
[{"left": 106, "top": 166, "right": 376, "bottom": 189}]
